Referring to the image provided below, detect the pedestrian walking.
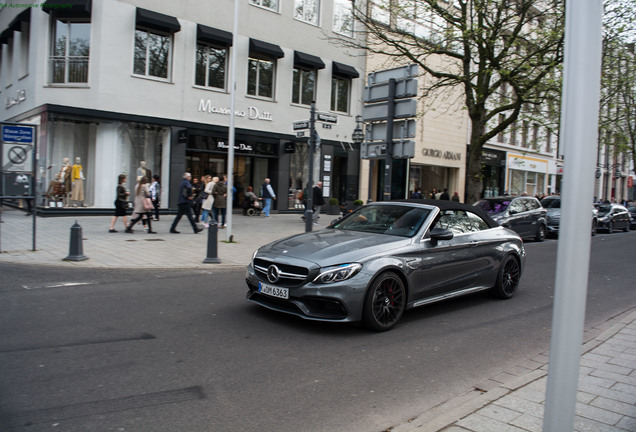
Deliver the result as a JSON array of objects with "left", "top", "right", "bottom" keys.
[
  {"left": 149, "top": 174, "right": 161, "bottom": 221},
  {"left": 212, "top": 174, "right": 228, "bottom": 228},
  {"left": 169, "top": 172, "right": 203, "bottom": 234},
  {"left": 108, "top": 174, "right": 129, "bottom": 232},
  {"left": 125, "top": 176, "right": 156, "bottom": 233},
  {"left": 200, "top": 175, "right": 217, "bottom": 227},
  {"left": 440, "top": 188, "right": 450, "bottom": 200},
  {"left": 261, "top": 178, "right": 276, "bottom": 217},
  {"left": 312, "top": 181, "right": 325, "bottom": 223}
]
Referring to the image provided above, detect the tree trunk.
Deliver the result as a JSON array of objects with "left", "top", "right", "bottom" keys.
[{"left": 465, "top": 116, "right": 487, "bottom": 205}]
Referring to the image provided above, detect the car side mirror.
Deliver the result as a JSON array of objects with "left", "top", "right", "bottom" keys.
[
  {"left": 429, "top": 227, "right": 454, "bottom": 246},
  {"left": 508, "top": 209, "right": 518, "bottom": 215}
]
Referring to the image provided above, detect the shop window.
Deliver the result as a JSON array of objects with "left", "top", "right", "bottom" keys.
[
  {"left": 331, "top": 75, "right": 350, "bottom": 113},
  {"left": 248, "top": 56, "right": 275, "bottom": 98},
  {"left": 195, "top": 43, "right": 227, "bottom": 90},
  {"left": 333, "top": 0, "right": 353, "bottom": 36},
  {"left": 250, "top": 0, "right": 278, "bottom": 12},
  {"left": 50, "top": 20, "right": 90, "bottom": 84},
  {"left": 294, "top": 0, "right": 320, "bottom": 26},
  {"left": 134, "top": 28, "right": 172, "bottom": 79},
  {"left": 293, "top": 67, "right": 317, "bottom": 106}
]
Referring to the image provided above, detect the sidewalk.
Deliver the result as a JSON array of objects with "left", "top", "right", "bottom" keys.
[
  {"left": 2, "top": 207, "right": 635, "bottom": 431},
  {"left": 393, "top": 307, "right": 636, "bottom": 432},
  {"left": 0, "top": 207, "right": 341, "bottom": 269}
]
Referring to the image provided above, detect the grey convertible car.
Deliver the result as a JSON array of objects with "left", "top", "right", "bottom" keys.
[{"left": 245, "top": 200, "right": 526, "bottom": 331}]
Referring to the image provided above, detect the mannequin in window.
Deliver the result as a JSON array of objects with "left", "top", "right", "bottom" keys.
[
  {"left": 136, "top": 160, "right": 152, "bottom": 182},
  {"left": 71, "top": 156, "right": 85, "bottom": 206},
  {"left": 60, "top": 157, "right": 72, "bottom": 206}
]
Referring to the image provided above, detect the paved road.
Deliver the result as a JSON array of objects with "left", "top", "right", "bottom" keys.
[{"left": 1, "top": 232, "right": 635, "bottom": 432}]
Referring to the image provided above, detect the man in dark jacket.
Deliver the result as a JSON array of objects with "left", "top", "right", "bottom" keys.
[
  {"left": 170, "top": 172, "right": 203, "bottom": 234},
  {"left": 312, "top": 181, "right": 326, "bottom": 224}
]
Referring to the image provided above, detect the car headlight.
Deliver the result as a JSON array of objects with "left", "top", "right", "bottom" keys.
[
  {"left": 599, "top": 216, "right": 609, "bottom": 222},
  {"left": 313, "top": 263, "right": 362, "bottom": 284}
]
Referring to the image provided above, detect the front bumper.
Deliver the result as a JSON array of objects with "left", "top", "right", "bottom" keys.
[{"left": 245, "top": 265, "right": 369, "bottom": 323}]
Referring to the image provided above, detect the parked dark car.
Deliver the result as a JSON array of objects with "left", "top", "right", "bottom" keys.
[
  {"left": 473, "top": 196, "right": 547, "bottom": 241},
  {"left": 595, "top": 203, "right": 631, "bottom": 233},
  {"left": 540, "top": 195, "right": 598, "bottom": 236},
  {"left": 628, "top": 206, "right": 636, "bottom": 230},
  {"left": 246, "top": 200, "right": 526, "bottom": 331}
]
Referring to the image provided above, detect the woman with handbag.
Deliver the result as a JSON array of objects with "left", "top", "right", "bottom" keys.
[
  {"left": 108, "top": 174, "right": 130, "bottom": 232},
  {"left": 125, "top": 176, "right": 156, "bottom": 233},
  {"left": 200, "top": 175, "right": 217, "bottom": 228}
]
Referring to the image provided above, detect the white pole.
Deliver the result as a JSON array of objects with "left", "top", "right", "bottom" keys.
[
  {"left": 543, "top": 1, "right": 603, "bottom": 430},
  {"left": 226, "top": 0, "right": 240, "bottom": 241}
]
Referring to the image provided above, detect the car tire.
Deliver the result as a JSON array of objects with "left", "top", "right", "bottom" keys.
[
  {"left": 492, "top": 255, "right": 521, "bottom": 299},
  {"left": 624, "top": 222, "right": 630, "bottom": 232},
  {"left": 535, "top": 224, "right": 546, "bottom": 242},
  {"left": 608, "top": 221, "right": 614, "bottom": 233},
  {"left": 591, "top": 220, "right": 597, "bottom": 236},
  {"left": 362, "top": 272, "right": 406, "bottom": 332}
]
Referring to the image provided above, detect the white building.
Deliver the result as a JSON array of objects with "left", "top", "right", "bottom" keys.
[{"left": 0, "top": 0, "right": 366, "bottom": 211}]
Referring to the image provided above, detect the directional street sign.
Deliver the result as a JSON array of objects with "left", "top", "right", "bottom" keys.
[
  {"left": 292, "top": 120, "right": 310, "bottom": 131},
  {"left": 316, "top": 112, "right": 338, "bottom": 124},
  {"left": 367, "top": 64, "right": 418, "bottom": 85},
  {"left": 366, "top": 120, "right": 416, "bottom": 141},
  {"left": 364, "top": 78, "right": 418, "bottom": 103},
  {"left": 362, "top": 98, "right": 417, "bottom": 122}
]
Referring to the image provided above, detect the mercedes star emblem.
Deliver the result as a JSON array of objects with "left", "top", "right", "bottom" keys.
[{"left": 267, "top": 265, "right": 281, "bottom": 283}]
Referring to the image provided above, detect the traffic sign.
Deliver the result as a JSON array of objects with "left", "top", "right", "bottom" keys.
[
  {"left": 2, "top": 143, "right": 33, "bottom": 172},
  {"left": 316, "top": 112, "right": 338, "bottom": 124},
  {"left": 364, "top": 78, "right": 418, "bottom": 103},
  {"left": 362, "top": 98, "right": 417, "bottom": 122},
  {"left": 292, "top": 120, "right": 310, "bottom": 131},
  {"left": 2, "top": 125, "right": 34, "bottom": 143},
  {"left": 361, "top": 140, "right": 415, "bottom": 159},
  {"left": 366, "top": 120, "right": 416, "bottom": 141},
  {"left": 367, "top": 64, "right": 418, "bottom": 85}
]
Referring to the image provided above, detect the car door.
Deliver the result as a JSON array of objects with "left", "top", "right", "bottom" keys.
[
  {"left": 507, "top": 198, "right": 529, "bottom": 237},
  {"left": 408, "top": 210, "right": 498, "bottom": 300}
]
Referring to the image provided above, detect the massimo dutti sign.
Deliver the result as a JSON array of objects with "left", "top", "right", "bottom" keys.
[{"left": 198, "top": 99, "right": 273, "bottom": 121}]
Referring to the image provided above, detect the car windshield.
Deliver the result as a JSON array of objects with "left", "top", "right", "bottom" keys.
[
  {"left": 474, "top": 199, "right": 511, "bottom": 214},
  {"left": 330, "top": 205, "right": 431, "bottom": 237},
  {"left": 541, "top": 198, "right": 560, "bottom": 209},
  {"left": 596, "top": 204, "right": 611, "bottom": 214}
]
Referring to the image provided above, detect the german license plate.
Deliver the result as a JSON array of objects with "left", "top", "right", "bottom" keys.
[{"left": 258, "top": 282, "right": 289, "bottom": 299}]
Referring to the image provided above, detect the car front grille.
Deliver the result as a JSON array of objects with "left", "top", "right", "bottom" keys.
[{"left": 254, "top": 258, "right": 310, "bottom": 287}]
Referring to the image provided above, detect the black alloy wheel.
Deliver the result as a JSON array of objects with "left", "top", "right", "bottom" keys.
[
  {"left": 492, "top": 255, "right": 521, "bottom": 299},
  {"left": 535, "top": 224, "right": 546, "bottom": 242},
  {"left": 362, "top": 272, "right": 406, "bottom": 331}
]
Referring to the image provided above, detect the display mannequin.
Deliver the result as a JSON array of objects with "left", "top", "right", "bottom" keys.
[
  {"left": 71, "top": 156, "right": 85, "bottom": 206},
  {"left": 136, "top": 160, "right": 152, "bottom": 182},
  {"left": 60, "top": 157, "right": 72, "bottom": 206}
]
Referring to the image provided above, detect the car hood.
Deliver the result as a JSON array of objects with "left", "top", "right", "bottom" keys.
[{"left": 256, "top": 229, "right": 410, "bottom": 266}]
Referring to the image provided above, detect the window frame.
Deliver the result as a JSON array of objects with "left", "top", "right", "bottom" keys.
[
  {"left": 247, "top": 54, "right": 276, "bottom": 100},
  {"left": 133, "top": 26, "right": 173, "bottom": 81},
  {"left": 294, "top": 0, "right": 321, "bottom": 26},
  {"left": 249, "top": 0, "right": 279, "bottom": 13},
  {"left": 49, "top": 18, "right": 91, "bottom": 85},
  {"left": 330, "top": 74, "right": 351, "bottom": 113},
  {"left": 194, "top": 40, "right": 229, "bottom": 91},
  {"left": 292, "top": 65, "right": 317, "bottom": 106}
]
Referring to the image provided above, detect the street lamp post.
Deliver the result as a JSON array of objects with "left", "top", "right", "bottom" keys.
[{"left": 351, "top": 116, "right": 368, "bottom": 202}]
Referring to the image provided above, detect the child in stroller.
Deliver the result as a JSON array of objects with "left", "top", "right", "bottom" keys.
[{"left": 242, "top": 186, "right": 262, "bottom": 216}]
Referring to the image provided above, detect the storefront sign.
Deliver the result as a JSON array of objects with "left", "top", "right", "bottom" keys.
[
  {"left": 217, "top": 141, "right": 254, "bottom": 152},
  {"left": 421, "top": 148, "right": 461, "bottom": 161},
  {"left": 508, "top": 154, "right": 548, "bottom": 173},
  {"left": 5, "top": 89, "right": 26, "bottom": 109},
  {"left": 198, "top": 99, "right": 273, "bottom": 121}
]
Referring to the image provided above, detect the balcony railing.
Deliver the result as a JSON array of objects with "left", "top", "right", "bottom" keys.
[{"left": 49, "top": 56, "right": 89, "bottom": 84}]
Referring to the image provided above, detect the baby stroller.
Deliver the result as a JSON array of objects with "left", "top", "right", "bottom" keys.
[{"left": 243, "top": 196, "right": 262, "bottom": 216}]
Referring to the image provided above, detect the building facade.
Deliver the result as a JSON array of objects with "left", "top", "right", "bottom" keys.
[{"left": 0, "top": 0, "right": 366, "bottom": 211}]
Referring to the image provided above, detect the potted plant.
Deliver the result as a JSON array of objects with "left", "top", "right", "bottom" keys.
[{"left": 326, "top": 198, "right": 340, "bottom": 215}]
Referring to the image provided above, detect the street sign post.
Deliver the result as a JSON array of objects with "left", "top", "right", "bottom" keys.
[
  {"left": 366, "top": 120, "right": 416, "bottom": 141},
  {"left": 292, "top": 120, "right": 310, "bottom": 131},
  {"left": 361, "top": 98, "right": 417, "bottom": 122}
]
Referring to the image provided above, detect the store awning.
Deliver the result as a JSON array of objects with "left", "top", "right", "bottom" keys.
[
  {"left": 136, "top": 7, "right": 181, "bottom": 33},
  {"left": 197, "top": 24, "right": 232, "bottom": 46},
  {"left": 249, "top": 38, "right": 284, "bottom": 59},
  {"left": 42, "top": 0, "right": 92, "bottom": 18},
  {"left": 9, "top": 9, "right": 31, "bottom": 32},
  {"left": 294, "top": 51, "right": 325, "bottom": 70},
  {"left": 332, "top": 61, "right": 359, "bottom": 78}
]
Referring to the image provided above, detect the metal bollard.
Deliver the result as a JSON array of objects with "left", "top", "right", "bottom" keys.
[
  {"left": 202, "top": 223, "right": 221, "bottom": 264},
  {"left": 64, "top": 220, "right": 88, "bottom": 261}
]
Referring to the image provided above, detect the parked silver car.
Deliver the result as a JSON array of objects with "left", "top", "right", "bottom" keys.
[
  {"left": 540, "top": 195, "right": 598, "bottom": 236},
  {"left": 595, "top": 203, "right": 631, "bottom": 233},
  {"left": 245, "top": 200, "right": 526, "bottom": 331}
]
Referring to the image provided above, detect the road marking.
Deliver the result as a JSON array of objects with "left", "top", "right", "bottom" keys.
[{"left": 22, "top": 282, "right": 95, "bottom": 290}]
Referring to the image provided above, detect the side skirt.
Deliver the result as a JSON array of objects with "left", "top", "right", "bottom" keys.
[{"left": 409, "top": 285, "right": 492, "bottom": 309}]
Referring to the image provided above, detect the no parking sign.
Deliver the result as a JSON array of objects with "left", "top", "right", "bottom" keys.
[{"left": 2, "top": 125, "right": 35, "bottom": 172}]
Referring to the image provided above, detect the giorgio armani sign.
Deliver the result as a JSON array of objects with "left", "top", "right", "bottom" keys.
[{"left": 198, "top": 99, "right": 273, "bottom": 122}]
